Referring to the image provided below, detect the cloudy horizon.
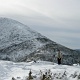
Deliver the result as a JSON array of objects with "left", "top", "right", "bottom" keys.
[{"left": 0, "top": 0, "right": 80, "bottom": 49}]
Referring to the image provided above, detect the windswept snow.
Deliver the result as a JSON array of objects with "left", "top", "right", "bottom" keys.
[{"left": 0, "top": 60, "right": 80, "bottom": 80}]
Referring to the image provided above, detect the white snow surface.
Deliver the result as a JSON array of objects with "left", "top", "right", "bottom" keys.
[{"left": 0, "top": 60, "right": 80, "bottom": 80}]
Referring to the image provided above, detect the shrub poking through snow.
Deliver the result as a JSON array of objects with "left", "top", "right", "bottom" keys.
[
  {"left": 27, "top": 70, "right": 33, "bottom": 80},
  {"left": 11, "top": 77, "right": 16, "bottom": 80},
  {"left": 39, "top": 69, "right": 52, "bottom": 80},
  {"left": 77, "top": 73, "right": 80, "bottom": 79},
  {"left": 70, "top": 71, "right": 78, "bottom": 78}
]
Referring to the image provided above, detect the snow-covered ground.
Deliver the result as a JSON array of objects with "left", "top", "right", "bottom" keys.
[{"left": 0, "top": 60, "right": 80, "bottom": 80}]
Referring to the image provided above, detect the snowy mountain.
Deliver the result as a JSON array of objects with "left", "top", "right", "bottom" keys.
[
  {"left": 0, "top": 18, "right": 45, "bottom": 61},
  {"left": 0, "top": 18, "right": 80, "bottom": 65}
]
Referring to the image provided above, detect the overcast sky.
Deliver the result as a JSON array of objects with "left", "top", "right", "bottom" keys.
[{"left": 0, "top": 0, "right": 80, "bottom": 49}]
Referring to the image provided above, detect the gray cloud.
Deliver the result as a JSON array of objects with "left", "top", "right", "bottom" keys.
[{"left": 0, "top": 0, "right": 80, "bottom": 49}]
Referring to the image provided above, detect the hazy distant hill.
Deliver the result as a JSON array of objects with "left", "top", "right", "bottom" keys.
[
  {"left": 75, "top": 49, "right": 80, "bottom": 53},
  {"left": 0, "top": 18, "right": 80, "bottom": 65},
  {"left": 75, "top": 49, "right": 80, "bottom": 51}
]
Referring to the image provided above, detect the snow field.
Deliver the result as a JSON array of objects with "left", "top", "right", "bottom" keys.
[{"left": 0, "top": 60, "right": 80, "bottom": 80}]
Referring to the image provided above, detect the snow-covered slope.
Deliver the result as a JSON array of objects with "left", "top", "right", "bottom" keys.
[
  {"left": 0, "top": 17, "right": 80, "bottom": 65},
  {"left": 0, "top": 18, "right": 46, "bottom": 61},
  {"left": 0, "top": 60, "right": 80, "bottom": 80},
  {"left": 0, "top": 18, "right": 44, "bottom": 48}
]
